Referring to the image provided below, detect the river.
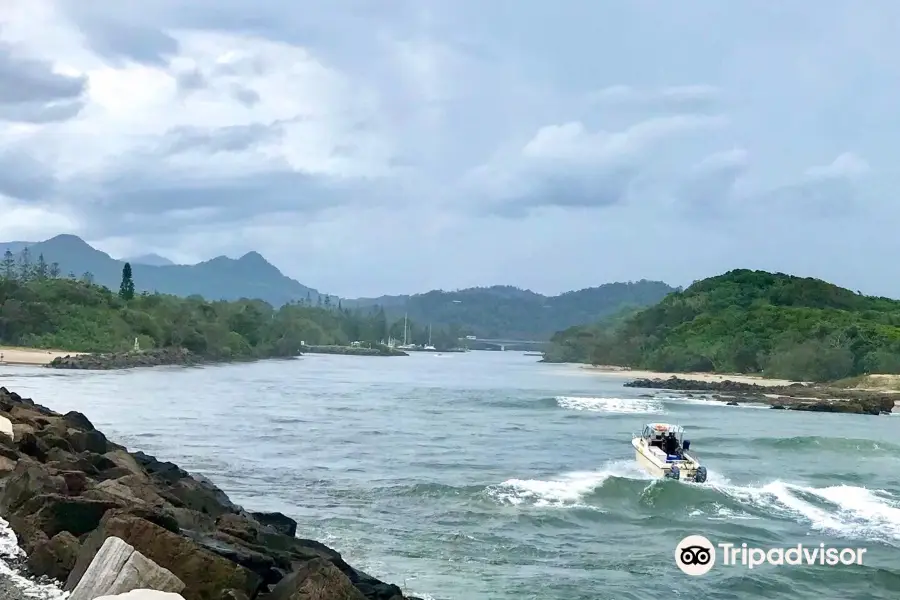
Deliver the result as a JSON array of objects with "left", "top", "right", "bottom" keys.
[{"left": 1, "top": 351, "right": 898, "bottom": 599}]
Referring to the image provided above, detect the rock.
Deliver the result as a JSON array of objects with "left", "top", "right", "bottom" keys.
[
  {"left": 69, "top": 535, "right": 185, "bottom": 600},
  {"left": 267, "top": 558, "right": 366, "bottom": 600},
  {"left": 68, "top": 536, "right": 136, "bottom": 600},
  {"left": 26, "top": 531, "right": 80, "bottom": 580},
  {"left": 64, "top": 411, "right": 96, "bottom": 431},
  {"left": 106, "top": 550, "right": 186, "bottom": 596},
  {"left": 0, "top": 415, "right": 13, "bottom": 440},
  {"left": 94, "top": 591, "right": 186, "bottom": 600},
  {"left": 69, "top": 512, "right": 260, "bottom": 600},
  {"left": 47, "top": 348, "right": 204, "bottom": 371},
  {"left": 0, "top": 385, "right": 419, "bottom": 600},
  {"left": 69, "top": 429, "right": 109, "bottom": 454},
  {"left": 726, "top": 401, "right": 739, "bottom": 406},
  {"left": 0, "top": 460, "right": 67, "bottom": 514},
  {"left": 250, "top": 512, "right": 297, "bottom": 538}
]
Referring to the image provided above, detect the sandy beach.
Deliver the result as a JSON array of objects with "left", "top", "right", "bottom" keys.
[
  {"left": 571, "top": 364, "right": 804, "bottom": 386},
  {"left": 0, "top": 346, "right": 82, "bottom": 366}
]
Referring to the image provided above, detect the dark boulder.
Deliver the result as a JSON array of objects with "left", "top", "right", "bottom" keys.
[
  {"left": 26, "top": 531, "right": 80, "bottom": 580},
  {"left": 250, "top": 511, "right": 297, "bottom": 538}
]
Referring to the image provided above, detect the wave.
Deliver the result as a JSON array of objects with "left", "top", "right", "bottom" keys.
[
  {"left": 553, "top": 396, "right": 664, "bottom": 414},
  {"left": 482, "top": 463, "right": 900, "bottom": 545},
  {"left": 485, "top": 460, "right": 654, "bottom": 508},
  {"left": 702, "top": 435, "right": 900, "bottom": 455},
  {"left": 715, "top": 478, "right": 900, "bottom": 546}
]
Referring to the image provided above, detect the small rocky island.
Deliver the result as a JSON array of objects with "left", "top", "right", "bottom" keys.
[
  {"left": 0, "top": 386, "right": 422, "bottom": 600},
  {"left": 625, "top": 376, "right": 896, "bottom": 415}
]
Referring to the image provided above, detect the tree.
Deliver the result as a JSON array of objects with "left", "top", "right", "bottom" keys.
[
  {"left": 306, "top": 291, "right": 311, "bottom": 306},
  {"left": 324, "top": 295, "right": 331, "bottom": 307},
  {"left": 119, "top": 262, "right": 135, "bottom": 301},
  {"left": 18, "top": 248, "right": 32, "bottom": 281},
  {"left": 1, "top": 250, "right": 14, "bottom": 280},
  {"left": 81, "top": 271, "right": 94, "bottom": 285},
  {"left": 49, "top": 262, "right": 61, "bottom": 279},
  {"left": 35, "top": 253, "right": 49, "bottom": 280}
]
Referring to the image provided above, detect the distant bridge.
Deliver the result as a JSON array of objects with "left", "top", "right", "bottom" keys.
[{"left": 459, "top": 337, "right": 549, "bottom": 351}]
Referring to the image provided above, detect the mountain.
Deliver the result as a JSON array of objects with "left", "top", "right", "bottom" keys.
[
  {"left": 347, "top": 281, "right": 676, "bottom": 340},
  {"left": 123, "top": 253, "right": 176, "bottom": 267},
  {"left": 0, "top": 235, "right": 332, "bottom": 306},
  {"left": 546, "top": 268, "right": 900, "bottom": 382},
  {"left": 0, "top": 235, "right": 674, "bottom": 339}
]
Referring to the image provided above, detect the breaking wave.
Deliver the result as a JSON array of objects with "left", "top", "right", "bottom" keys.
[{"left": 480, "top": 463, "right": 900, "bottom": 546}]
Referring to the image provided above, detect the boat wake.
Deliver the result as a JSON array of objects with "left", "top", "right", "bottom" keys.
[{"left": 484, "top": 462, "right": 900, "bottom": 545}]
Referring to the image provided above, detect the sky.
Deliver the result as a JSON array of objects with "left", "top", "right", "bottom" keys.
[{"left": 1, "top": 0, "right": 899, "bottom": 298}]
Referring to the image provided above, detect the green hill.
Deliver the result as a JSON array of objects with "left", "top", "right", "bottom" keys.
[
  {"left": 0, "top": 272, "right": 396, "bottom": 359},
  {"left": 347, "top": 281, "right": 675, "bottom": 340},
  {"left": 546, "top": 269, "right": 900, "bottom": 382}
]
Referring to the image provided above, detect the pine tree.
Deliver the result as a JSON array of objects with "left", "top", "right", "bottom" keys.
[
  {"left": 18, "top": 248, "right": 32, "bottom": 281},
  {"left": 306, "top": 291, "right": 311, "bottom": 306},
  {"left": 119, "top": 262, "right": 135, "bottom": 300},
  {"left": 81, "top": 271, "right": 94, "bottom": 285},
  {"left": 49, "top": 262, "right": 61, "bottom": 278},
  {"left": 324, "top": 295, "right": 331, "bottom": 307},
  {"left": 1, "top": 250, "right": 15, "bottom": 280},
  {"left": 35, "top": 253, "right": 48, "bottom": 280}
]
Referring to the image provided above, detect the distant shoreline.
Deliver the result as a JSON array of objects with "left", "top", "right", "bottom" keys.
[
  {"left": 576, "top": 365, "right": 803, "bottom": 387},
  {"left": 0, "top": 346, "right": 85, "bottom": 366}
]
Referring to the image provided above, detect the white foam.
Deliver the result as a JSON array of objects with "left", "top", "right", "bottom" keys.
[
  {"left": 714, "top": 479, "right": 900, "bottom": 545},
  {"left": 487, "top": 460, "right": 653, "bottom": 508},
  {"left": 0, "top": 518, "right": 68, "bottom": 599},
  {"left": 555, "top": 396, "right": 664, "bottom": 414}
]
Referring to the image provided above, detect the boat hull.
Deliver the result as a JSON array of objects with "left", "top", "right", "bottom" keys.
[{"left": 631, "top": 437, "right": 705, "bottom": 482}]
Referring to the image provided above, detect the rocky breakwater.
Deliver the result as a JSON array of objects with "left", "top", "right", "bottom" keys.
[
  {"left": 624, "top": 376, "right": 895, "bottom": 415},
  {"left": 0, "top": 386, "right": 423, "bottom": 600},
  {"left": 47, "top": 348, "right": 205, "bottom": 371}
]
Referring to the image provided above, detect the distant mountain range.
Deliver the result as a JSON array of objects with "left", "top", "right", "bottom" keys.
[
  {"left": 1, "top": 234, "right": 330, "bottom": 306},
  {"left": 1, "top": 235, "right": 676, "bottom": 340}
]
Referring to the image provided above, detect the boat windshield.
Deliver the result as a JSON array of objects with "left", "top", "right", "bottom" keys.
[{"left": 641, "top": 423, "right": 685, "bottom": 439}]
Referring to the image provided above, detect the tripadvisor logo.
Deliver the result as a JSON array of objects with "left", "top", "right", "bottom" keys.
[{"left": 674, "top": 535, "right": 867, "bottom": 576}]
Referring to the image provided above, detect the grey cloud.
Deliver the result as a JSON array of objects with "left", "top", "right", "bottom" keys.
[
  {"left": 231, "top": 86, "right": 261, "bottom": 107},
  {"left": 174, "top": 69, "right": 208, "bottom": 94},
  {"left": 163, "top": 123, "right": 284, "bottom": 154},
  {"left": 0, "top": 100, "right": 84, "bottom": 124},
  {"left": 472, "top": 114, "right": 727, "bottom": 217},
  {"left": 0, "top": 151, "right": 57, "bottom": 201},
  {"left": 54, "top": 4, "right": 179, "bottom": 66},
  {"left": 0, "top": 45, "right": 86, "bottom": 105}
]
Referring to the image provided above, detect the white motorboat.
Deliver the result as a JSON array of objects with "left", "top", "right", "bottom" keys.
[{"left": 631, "top": 423, "right": 707, "bottom": 483}]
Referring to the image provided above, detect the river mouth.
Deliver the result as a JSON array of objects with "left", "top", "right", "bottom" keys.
[{"left": 0, "top": 352, "right": 897, "bottom": 599}]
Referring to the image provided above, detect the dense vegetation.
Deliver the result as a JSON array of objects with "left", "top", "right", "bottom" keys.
[
  {"left": 546, "top": 269, "right": 900, "bottom": 382},
  {"left": 349, "top": 281, "right": 675, "bottom": 340},
  {"left": 0, "top": 251, "right": 461, "bottom": 358}
]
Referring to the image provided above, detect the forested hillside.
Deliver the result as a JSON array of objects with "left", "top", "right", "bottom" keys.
[
  {"left": 545, "top": 269, "right": 900, "bottom": 381},
  {"left": 350, "top": 281, "right": 675, "bottom": 340},
  {"left": 0, "top": 260, "right": 456, "bottom": 358}
]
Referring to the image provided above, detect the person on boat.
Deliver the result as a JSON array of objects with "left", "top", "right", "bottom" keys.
[{"left": 664, "top": 432, "right": 680, "bottom": 456}]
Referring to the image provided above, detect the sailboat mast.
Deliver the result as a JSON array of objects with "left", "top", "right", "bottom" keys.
[{"left": 403, "top": 313, "right": 408, "bottom": 345}]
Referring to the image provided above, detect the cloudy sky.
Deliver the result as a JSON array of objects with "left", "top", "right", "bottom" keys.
[{"left": 1, "top": 0, "right": 898, "bottom": 298}]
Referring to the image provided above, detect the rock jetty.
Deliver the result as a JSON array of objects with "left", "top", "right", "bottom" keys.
[
  {"left": 624, "top": 376, "right": 895, "bottom": 415},
  {"left": 48, "top": 348, "right": 206, "bottom": 370},
  {"left": 0, "top": 386, "right": 423, "bottom": 600}
]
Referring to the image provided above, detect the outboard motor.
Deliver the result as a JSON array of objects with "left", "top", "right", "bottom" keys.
[
  {"left": 666, "top": 465, "right": 681, "bottom": 481},
  {"left": 683, "top": 439, "right": 691, "bottom": 451},
  {"left": 694, "top": 466, "right": 707, "bottom": 484}
]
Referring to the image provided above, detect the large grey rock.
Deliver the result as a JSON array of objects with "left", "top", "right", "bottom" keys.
[
  {"left": 106, "top": 551, "right": 184, "bottom": 596},
  {"left": 69, "top": 536, "right": 134, "bottom": 600},
  {"left": 94, "top": 591, "right": 185, "bottom": 600},
  {"left": 69, "top": 536, "right": 184, "bottom": 600}
]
